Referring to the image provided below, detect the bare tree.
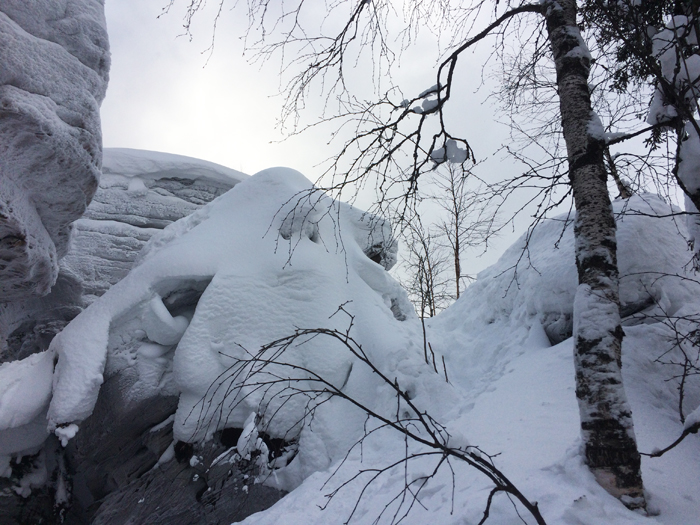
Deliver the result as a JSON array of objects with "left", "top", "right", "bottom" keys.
[
  {"left": 397, "top": 217, "right": 452, "bottom": 318},
  {"left": 429, "top": 164, "right": 493, "bottom": 299},
  {"left": 396, "top": 165, "right": 493, "bottom": 315}
]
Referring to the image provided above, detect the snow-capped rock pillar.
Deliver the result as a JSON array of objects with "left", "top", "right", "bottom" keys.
[
  {"left": 0, "top": 0, "right": 110, "bottom": 301},
  {"left": 544, "top": 0, "right": 645, "bottom": 509}
]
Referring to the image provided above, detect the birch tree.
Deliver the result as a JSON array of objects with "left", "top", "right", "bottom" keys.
[
  {"left": 168, "top": 0, "right": 662, "bottom": 509},
  {"left": 542, "top": 0, "right": 644, "bottom": 507}
]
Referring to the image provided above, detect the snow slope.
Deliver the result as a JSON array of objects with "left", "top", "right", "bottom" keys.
[{"left": 233, "top": 194, "right": 700, "bottom": 525}]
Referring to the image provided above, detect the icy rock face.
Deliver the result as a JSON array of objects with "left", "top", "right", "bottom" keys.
[
  {"left": 85, "top": 430, "right": 284, "bottom": 524},
  {"left": 0, "top": 271, "right": 84, "bottom": 363},
  {"left": 0, "top": 0, "right": 110, "bottom": 301},
  {"left": 0, "top": 149, "right": 243, "bottom": 364},
  {"left": 60, "top": 148, "right": 246, "bottom": 300}
]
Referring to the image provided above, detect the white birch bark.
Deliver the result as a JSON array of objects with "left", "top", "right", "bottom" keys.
[{"left": 543, "top": 0, "right": 646, "bottom": 509}]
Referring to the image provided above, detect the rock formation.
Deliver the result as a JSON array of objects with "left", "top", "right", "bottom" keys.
[
  {"left": 63, "top": 148, "right": 245, "bottom": 302},
  {"left": 0, "top": 150, "right": 246, "bottom": 524},
  {"left": 1, "top": 149, "right": 245, "bottom": 362},
  {"left": 0, "top": 0, "right": 110, "bottom": 301}
]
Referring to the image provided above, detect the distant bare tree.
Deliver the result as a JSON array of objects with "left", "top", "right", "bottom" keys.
[
  {"left": 397, "top": 217, "right": 452, "bottom": 318},
  {"left": 429, "top": 164, "right": 494, "bottom": 299}
]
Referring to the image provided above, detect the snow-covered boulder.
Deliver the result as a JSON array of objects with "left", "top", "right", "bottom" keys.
[
  {"left": 47, "top": 166, "right": 411, "bottom": 477},
  {"left": 437, "top": 194, "right": 698, "bottom": 344},
  {"left": 0, "top": 0, "right": 109, "bottom": 301},
  {"left": 3, "top": 167, "right": 409, "bottom": 521}
]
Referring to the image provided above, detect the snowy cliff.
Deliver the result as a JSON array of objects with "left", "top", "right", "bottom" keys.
[
  {"left": 0, "top": 149, "right": 244, "bottom": 366},
  {"left": 0, "top": 0, "right": 110, "bottom": 301}
]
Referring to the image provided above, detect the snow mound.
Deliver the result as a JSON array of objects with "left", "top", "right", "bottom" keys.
[
  {"left": 436, "top": 194, "right": 697, "bottom": 344},
  {"left": 47, "top": 168, "right": 413, "bottom": 485}
]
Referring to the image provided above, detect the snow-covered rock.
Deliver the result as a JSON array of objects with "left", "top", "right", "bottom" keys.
[
  {"left": 0, "top": 150, "right": 247, "bottom": 522},
  {"left": 83, "top": 423, "right": 284, "bottom": 524},
  {"left": 437, "top": 194, "right": 697, "bottom": 344},
  {"left": 47, "top": 167, "right": 410, "bottom": 445},
  {"left": 0, "top": 10, "right": 110, "bottom": 517},
  {"left": 0, "top": 0, "right": 110, "bottom": 301},
  {"left": 0, "top": 149, "right": 244, "bottom": 365},
  {"left": 0, "top": 271, "right": 84, "bottom": 363},
  {"left": 34, "top": 166, "right": 404, "bottom": 521},
  {"left": 60, "top": 148, "right": 247, "bottom": 300}
]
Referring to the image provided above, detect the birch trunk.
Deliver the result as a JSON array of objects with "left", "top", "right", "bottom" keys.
[{"left": 544, "top": 0, "right": 646, "bottom": 509}]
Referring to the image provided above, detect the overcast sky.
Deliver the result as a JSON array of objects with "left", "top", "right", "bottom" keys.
[
  {"left": 102, "top": 0, "right": 313, "bottom": 175},
  {"left": 101, "top": 1, "right": 543, "bottom": 273},
  {"left": 102, "top": 1, "right": 510, "bottom": 169}
]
